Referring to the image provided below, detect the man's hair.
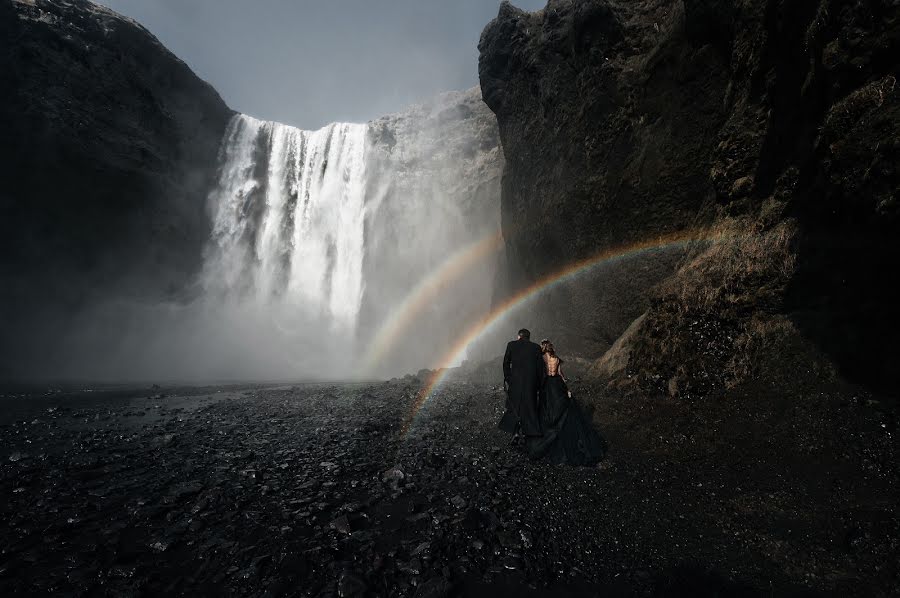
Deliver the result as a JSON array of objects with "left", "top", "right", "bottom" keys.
[{"left": 517, "top": 328, "right": 531, "bottom": 340}]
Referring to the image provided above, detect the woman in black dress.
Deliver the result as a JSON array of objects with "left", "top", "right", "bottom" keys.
[{"left": 529, "top": 339, "right": 607, "bottom": 466}]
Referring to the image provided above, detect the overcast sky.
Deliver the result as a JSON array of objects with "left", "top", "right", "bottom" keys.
[{"left": 98, "top": 0, "right": 545, "bottom": 129}]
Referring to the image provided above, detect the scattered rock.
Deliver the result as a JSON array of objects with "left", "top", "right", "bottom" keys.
[
  {"left": 414, "top": 576, "right": 453, "bottom": 598},
  {"left": 0, "top": 379, "right": 893, "bottom": 596},
  {"left": 330, "top": 515, "right": 352, "bottom": 535},
  {"left": 337, "top": 570, "right": 367, "bottom": 597},
  {"left": 450, "top": 495, "right": 467, "bottom": 509},
  {"left": 383, "top": 466, "right": 405, "bottom": 488}
]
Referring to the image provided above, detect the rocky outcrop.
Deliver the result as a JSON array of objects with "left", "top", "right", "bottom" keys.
[
  {"left": 0, "top": 0, "right": 232, "bottom": 377},
  {"left": 479, "top": 0, "right": 900, "bottom": 396},
  {"left": 478, "top": 0, "right": 724, "bottom": 357}
]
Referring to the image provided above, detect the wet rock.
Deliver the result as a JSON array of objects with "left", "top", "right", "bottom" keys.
[
  {"left": 150, "top": 540, "right": 169, "bottom": 553},
  {"left": 383, "top": 466, "right": 405, "bottom": 487},
  {"left": 191, "top": 497, "right": 209, "bottom": 514},
  {"left": 426, "top": 452, "right": 447, "bottom": 468},
  {"left": 372, "top": 554, "right": 385, "bottom": 571},
  {"left": 341, "top": 501, "right": 363, "bottom": 513},
  {"left": 497, "top": 529, "right": 519, "bottom": 548},
  {"left": 501, "top": 555, "right": 523, "bottom": 571},
  {"left": 400, "top": 558, "right": 422, "bottom": 575},
  {"left": 519, "top": 530, "right": 533, "bottom": 549},
  {"left": 337, "top": 570, "right": 367, "bottom": 597},
  {"left": 461, "top": 508, "right": 482, "bottom": 531},
  {"left": 1, "top": 379, "right": 895, "bottom": 596},
  {"left": 414, "top": 576, "right": 453, "bottom": 598},
  {"left": 330, "top": 515, "right": 352, "bottom": 535},
  {"left": 845, "top": 527, "right": 869, "bottom": 552}
]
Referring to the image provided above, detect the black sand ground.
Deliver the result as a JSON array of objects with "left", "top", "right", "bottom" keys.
[{"left": 0, "top": 379, "right": 896, "bottom": 597}]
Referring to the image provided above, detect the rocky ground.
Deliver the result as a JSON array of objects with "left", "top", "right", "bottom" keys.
[{"left": 0, "top": 378, "right": 896, "bottom": 597}]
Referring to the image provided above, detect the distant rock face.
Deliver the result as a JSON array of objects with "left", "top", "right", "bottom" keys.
[
  {"left": 0, "top": 0, "right": 232, "bottom": 377},
  {"left": 479, "top": 0, "right": 900, "bottom": 395}
]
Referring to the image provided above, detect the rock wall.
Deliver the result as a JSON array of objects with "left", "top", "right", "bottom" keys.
[
  {"left": 479, "top": 0, "right": 900, "bottom": 396},
  {"left": 478, "top": 0, "right": 724, "bottom": 357},
  {"left": 0, "top": 0, "right": 232, "bottom": 378}
]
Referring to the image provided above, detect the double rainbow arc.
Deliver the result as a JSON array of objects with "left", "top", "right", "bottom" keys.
[
  {"left": 360, "top": 231, "right": 505, "bottom": 375},
  {"left": 400, "top": 229, "right": 709, "bottom": 436}
]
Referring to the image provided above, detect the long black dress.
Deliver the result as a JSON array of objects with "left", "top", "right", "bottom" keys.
[{"left": 529, "top": 355, "right": 606, "bottom": 465}]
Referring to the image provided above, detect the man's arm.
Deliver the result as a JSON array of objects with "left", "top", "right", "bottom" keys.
[
  {"left": 536, "top": 347, "right": 546, "bottom": 387},
  {"left": 502, "top": 342, "right": 512, "bottom": 384}
]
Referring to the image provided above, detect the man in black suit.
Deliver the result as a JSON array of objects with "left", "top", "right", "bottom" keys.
[{"left": 499, "top": 328, "right": 544, "bottom": 445}]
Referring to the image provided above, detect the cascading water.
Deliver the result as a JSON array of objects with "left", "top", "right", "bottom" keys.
[
  {"left": 33, "top": 90, "right": 500, "bottom": 383},
  {"left": 191, "top": 90, "right": 501, "bottom": 380},
  {"left": 204, "top": 115, "right": 368, "bottom": 336}
]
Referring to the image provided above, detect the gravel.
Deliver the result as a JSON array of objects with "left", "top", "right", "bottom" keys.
[{"left": 0, "top": 379, "right": 895, "bottom": 596}]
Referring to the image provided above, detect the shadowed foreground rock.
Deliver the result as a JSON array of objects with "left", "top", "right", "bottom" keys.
[{"left": 0, "top": 380, "right": 896, "bottom": 596}]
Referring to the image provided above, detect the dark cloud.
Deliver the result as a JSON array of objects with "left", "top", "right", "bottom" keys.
[{"left": 98, "top": 0, "right": 546, "bottom": 129}]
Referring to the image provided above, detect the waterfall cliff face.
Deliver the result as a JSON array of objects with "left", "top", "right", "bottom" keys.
[
  {"left": 2, "top": 0, "right": 504, "bottom": 382},
  {"left": 205, "top": 115, "right": 368, "bottom": 334},
  {"left": 1, "top": 0, "right": 232, "bottom": 380},
  {"left": 202, "top": 89, "right": 503, "bottom": 378}
]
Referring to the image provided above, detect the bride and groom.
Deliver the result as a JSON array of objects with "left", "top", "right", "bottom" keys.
[{"left": 499, "top": 328, "right": 606, "bottom": 466}]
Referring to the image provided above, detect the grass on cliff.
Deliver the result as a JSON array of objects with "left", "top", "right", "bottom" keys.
[{"left": 622, "top": 211, "right": 806, "bottom": 399}]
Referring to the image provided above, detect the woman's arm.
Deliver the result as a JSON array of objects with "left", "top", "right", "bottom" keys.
[{"left": 560, "top": 363, "right": 572, "bottom": 398}]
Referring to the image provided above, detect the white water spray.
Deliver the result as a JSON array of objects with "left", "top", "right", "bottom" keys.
[{"left": 204, "top": 115, "right": 368, "bottom": 336}]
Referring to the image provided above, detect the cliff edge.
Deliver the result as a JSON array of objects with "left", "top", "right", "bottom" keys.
[
  {"left": 479, "top": 0, "right": 900, "bottom": 398},
  {"left": 1, "top": 0, "right": 233, "bottom": 377}
]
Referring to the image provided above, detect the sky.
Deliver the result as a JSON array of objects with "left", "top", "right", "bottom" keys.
[{"left": 98, "top": 0, "right": 546, "bottom": 129}]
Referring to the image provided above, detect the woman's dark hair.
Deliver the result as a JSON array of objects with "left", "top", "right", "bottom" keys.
[{"left": 540, "top": 340, "right": 564, "bottom": 365}]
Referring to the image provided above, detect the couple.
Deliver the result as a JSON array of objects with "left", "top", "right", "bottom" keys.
[{"left": 499, "top": 328, "right": 606, "bottom": 466}]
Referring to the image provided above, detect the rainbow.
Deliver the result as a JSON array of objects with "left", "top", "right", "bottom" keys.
[
  {"left": 360, "top": 231, "right": 504, "bottom": 375},
  {"left": 399, "top": 228, "right": 710, "bottom": 436}
]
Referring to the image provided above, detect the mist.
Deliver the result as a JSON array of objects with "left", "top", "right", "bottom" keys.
[
  {"left": 2, "top": 1, "right": 528, "bottom": 384},
  {"left": 4, "top": 89, "right": 504, "bottom": 385}
]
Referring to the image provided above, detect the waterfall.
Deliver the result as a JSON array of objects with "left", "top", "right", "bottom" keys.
[
  {"left": 196, "top": 92, "right": 502, "bottom": 380},
  {"left": 27, "top": 91, "right": 500, "bottom": 383},
  {"left": 204, "top": 114, "right": 368, "bottom": 334}
]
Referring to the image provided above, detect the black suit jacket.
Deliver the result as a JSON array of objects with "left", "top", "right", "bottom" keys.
[
  {"left": 499, "top": 338, "right": 545, "bottom": 435},
  {"left": 503, "top": 338, "right": 544, "bottom": 385}
]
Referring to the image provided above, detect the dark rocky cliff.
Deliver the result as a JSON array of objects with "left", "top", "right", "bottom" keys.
[
  {"left": 1, "top": 0, "right": 232, "bottom": 377},
  {"left": 479, "top": 0, "right": 899, "bottom": 397},
  {"left": 478, "top": 0, "right": 725, "bottom": 357}
]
